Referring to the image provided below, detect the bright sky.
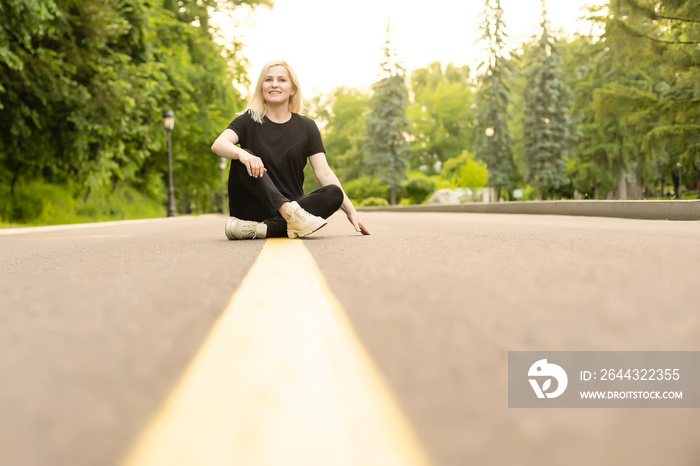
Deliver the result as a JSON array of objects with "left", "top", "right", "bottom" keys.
[{"left": 212, "top": 0, "right": 607, "bottom": 98}]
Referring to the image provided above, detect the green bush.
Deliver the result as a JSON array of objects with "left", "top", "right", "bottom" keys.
[
  {"left": 6, "top": 193, "right": 44, "bottom": 223},
  {"left": 441, "top": 151, "right": 489, "bottom": 189},
  {"left": 344, "top": 176, "right": 389, "bottom": 202},
  {"left": 0, "top": 181, "right": 165, "bottom": 227},
  {"left": 402, "top": 172, "right": 438, "bottom": 204},
  {"left": 520, "top": 185, "right": 539, "bottom": 201},
  {"left": 75, "top": 184, "right": 165, "bottom": 221},
  {"left": 34, "top": 183, "right": 82, "bottom": 223},
  {"left": 0, "top": 182, "right": 55, "bottom": 223},
  {"left": 359, "top": 196, "right": 390, "bottom": 207}
]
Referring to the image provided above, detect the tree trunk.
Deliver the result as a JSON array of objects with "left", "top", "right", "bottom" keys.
[
  {"left": 10, "top": 170, "right": 20, "bottom": 196},
  {"left": 617, "top": 166, "right": 628, "bottom": 200},
  {"left": 672, "top": 170, "right": 680, "bottom": 198},
  {"left": 181, "top": 192, "right": 188, "bottom": 215},
  {"left": 390, "top": 185, "right": 396, "bottom": 205},
  {"left": 616, "top": 136, "right": 627, "bottom": 200},
  {"left": 629, "top": 168, "right": 643, "bottom": 200},
  {"left": 537, "top": 180, "right": 543, "bottom": 201}
]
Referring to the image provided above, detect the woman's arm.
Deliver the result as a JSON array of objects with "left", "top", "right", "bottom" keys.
[
  {"left": 211, "top": 129, "right": 266, "bottom": 178},
  {"left": 309, "top": 153, "right": 371, "bottom": 235}
]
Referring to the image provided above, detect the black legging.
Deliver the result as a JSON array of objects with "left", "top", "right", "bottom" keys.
[{"left": 229, "top": 159, "right": 344, "bottom": 238}]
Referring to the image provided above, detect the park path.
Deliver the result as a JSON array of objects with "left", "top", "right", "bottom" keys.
[{"left": 1, "top": 212, "right": 698, "bottom": 466}]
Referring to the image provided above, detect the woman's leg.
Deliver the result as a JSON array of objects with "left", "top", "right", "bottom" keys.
[
  {"left": 227, "top": 160, "right": 342, "bottom": 239},
  {"left": 263, "top": 185, "right": 344, "bottom": 238},
  {"left": 229, "top": 159, "right": 289, "bottom": 214},
  {"left": 293, "top": 184, "right": 345, "bottom": 218},
  {"left": 226, "top": 160, "right": 288, "bottom": 239}
]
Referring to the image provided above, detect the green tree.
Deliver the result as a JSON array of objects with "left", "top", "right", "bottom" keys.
[
  {"left": 522, "top": 0, "right": 575, "bottom": 200},
  {"left": 310, "top": 87, "right": 370, "bottom": 184},
  {"left": 561, "top": 35, "right": 621, "bottom": 199},
  {"left": 408, "top": 62, "right": 476, "bottom": 171},
  {"left": 578, "top": 1, "right": 663, "bottom": 199},
  {"left": 605, "top": 0, "right": 700, "bottom": 195},
  {"left": 0, "top": 0, "right": 161, "bottom": 195},
  {"left": 474, "top": 0, "right": 516, "bottom": 201},
  {"left": 365, "top": 20, "right": 411, "bottom": 205},
  {"left": 0, "top": 0, "right": 270, "bottom": 222},
  {"left": 442, "top": 150, "right": 489, "bottom": 188}
]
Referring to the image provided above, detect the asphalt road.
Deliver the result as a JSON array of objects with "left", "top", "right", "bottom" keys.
[{"left": 1, "top": 212, "right": 699, "bottom": 466}]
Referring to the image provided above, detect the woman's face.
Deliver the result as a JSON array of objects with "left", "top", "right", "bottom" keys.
[{"left": 262, "top": 65, "right": 295, "bottom": 105}]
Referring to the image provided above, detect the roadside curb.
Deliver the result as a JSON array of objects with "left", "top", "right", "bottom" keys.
[
  {"left": 359, "top": 200, "right": 700, "bottom": 221},
  {"left": 0, "top": 215, "right": 218, "bottom": 236}
]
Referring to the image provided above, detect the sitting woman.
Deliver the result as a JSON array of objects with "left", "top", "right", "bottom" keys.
[{"left": 211, "top": 59, "right": 370, "bottom": 240}]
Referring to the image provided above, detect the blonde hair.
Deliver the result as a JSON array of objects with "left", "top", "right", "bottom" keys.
[{"left": 245, "top": 60, "right": 304, "bottom": 123}]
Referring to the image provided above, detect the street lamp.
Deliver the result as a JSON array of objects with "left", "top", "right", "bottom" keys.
[
  {"left": 219, "top": 157, "right": 227, "bottom": 214},
  {"left": 485, "top": 127, "right": 495, "bottom": 202},
  {"left": 163, "top": 109, "right": 177, "bottom": 217}
]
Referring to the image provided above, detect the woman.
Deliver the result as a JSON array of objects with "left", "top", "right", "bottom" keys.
[{"left": 211, "top": 60, "right": 370, "bottom": 240}]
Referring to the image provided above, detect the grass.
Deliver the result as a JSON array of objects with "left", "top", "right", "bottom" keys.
[
  {"left": 0, "top": 182, "right": 167, "bottom": 229},
  {"left": 645, "top": 192, "right": 698, "bottom": 201}
]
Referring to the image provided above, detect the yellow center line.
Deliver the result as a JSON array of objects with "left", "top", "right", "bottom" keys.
[{"left": 120, "top": 238, "right": 433, "bottom": 466}]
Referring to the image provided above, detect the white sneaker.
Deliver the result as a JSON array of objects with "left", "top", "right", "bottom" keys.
[
  {"left": 225, "top": 217, "right": 267, "bottom": 240},
  {"left": 285, "top": 202, "right": 327, "bottom": 238}
]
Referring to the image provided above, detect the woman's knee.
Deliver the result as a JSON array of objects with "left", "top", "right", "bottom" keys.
[
  {"left": 231, "top": 159, "right": 250, "bottom": 180},
  {"left": 325, "top": 184, "right": 344, "bottom": 208}
]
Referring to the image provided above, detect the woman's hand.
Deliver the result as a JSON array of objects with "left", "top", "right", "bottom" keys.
[
  {"left": 347, "top": 210, "right": 371, "bottom": 235},
  {"left": 238, "top": 150, "right": 267, "bottom": 178}
]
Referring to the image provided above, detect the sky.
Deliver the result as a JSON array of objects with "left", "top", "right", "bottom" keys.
[{"left": 212, "top": 0, "right": 607, "bottom": 98}]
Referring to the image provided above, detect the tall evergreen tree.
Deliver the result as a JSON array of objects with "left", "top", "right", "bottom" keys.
[
  {"left": 474, "top": 0, "right": 515, "bottom": 201},
  {"left": 365, "top": 20, "right": 411, "bottom": 205},
  {"left": 522, "top": 0, "right": 575, "bottom": 200},
  {"left": 601, "top": 0, "right": 700, "bottom": 195},
  {"left": 561, "top": 36, "right": 621, "bottom": 199}
]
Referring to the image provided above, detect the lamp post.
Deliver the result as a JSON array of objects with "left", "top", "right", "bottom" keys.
[
  {"left": 485, "top": 127, "right": 495, "bottom": 202},
  {"left": 163, "top": 110, "right": 177, "bottom": 217},
  {"left": 219, "top": 157, "right": 227, "bottom": 214}
]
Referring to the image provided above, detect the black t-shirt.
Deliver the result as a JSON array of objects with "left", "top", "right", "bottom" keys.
[{"left": 227, "top": 111, "right": 325, "bottom": 198}]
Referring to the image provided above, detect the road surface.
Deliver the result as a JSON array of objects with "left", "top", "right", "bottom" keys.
[{"left": 1, "top": 212, "right": 698, "bottom": 466}]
